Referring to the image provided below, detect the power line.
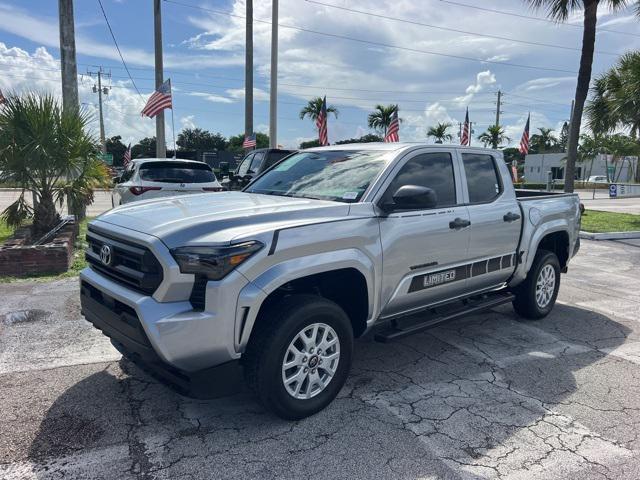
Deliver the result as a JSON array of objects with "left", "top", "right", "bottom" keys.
[
  {"left": 163, "top": 0, "right": 578, "bottom": 74},
  {"left": 305, "top": 0, "right": 619, "bottom": 56},
  {"left": 439, "top": 0, "right": 640, "bottom": 38},
  {"left": 96, "top": 0, "right": 144, "bottom": 99}
]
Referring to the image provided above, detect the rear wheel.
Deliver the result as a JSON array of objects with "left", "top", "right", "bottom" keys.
[
  {"left": 512, "top": 249, "right": 560, "bottom": 320},
  {"left": 243, "top": 294, "right": 353, "bottom": 420}
]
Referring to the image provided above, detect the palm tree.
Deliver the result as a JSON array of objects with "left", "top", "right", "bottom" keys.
[
  {"left": 299, "top": 97, "right": 338, "bottom": 123},
  {"left": 368, "top": 104, "right": 400, "bottom": 135},
  {"left": 477, "top": 124, "right": 510, "bottom": 149},
  {"left": 530, "top": 127, "right": 559, "bottom": 153},
  {"left": 0, "top": 92, "right": 109, "bottom": 235},
  {"left": 586, "top": 51, "right": 640, "bottom": 139},
  {"left": 525, "top": 0, "right": 639, "bottom": 193},
  {"left": 426, "top": 122, "right": 453, "bottom": 144}
]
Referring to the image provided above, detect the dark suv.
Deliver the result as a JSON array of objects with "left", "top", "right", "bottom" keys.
[{"left": 221, "top": 148, "right": 295, "bottom": 190}]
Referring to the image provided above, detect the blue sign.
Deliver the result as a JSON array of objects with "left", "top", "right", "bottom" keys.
[{"left": 609, "top": 184, "right": 617, "bottom": 198}]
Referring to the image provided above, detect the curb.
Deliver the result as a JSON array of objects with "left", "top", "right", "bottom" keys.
[{"left": 580, "top": 230, "right": 640, "bottom": 241}]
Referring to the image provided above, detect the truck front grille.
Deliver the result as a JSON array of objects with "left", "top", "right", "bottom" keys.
[{"left": 85, "top": 225, "right": 164, "bottom": 295}]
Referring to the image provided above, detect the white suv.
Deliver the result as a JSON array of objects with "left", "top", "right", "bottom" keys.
[{"left": 112, "top": 158, "right": 223, "bottom": 206}]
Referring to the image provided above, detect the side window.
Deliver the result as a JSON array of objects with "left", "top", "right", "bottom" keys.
[
  {"left": 249, "top": 151, "right": 265, "bottom": 173},
  {"left": 236, "top": 154, "right": 254, "bottom": 176},
  {"left": 462, "top": 153, "right": 502, "bottom": 204},
  {"left": 384, "top": 152, "right": 457, "bottom": 208},
  {"left": 120, "top": 167, "right": 135, "bottom": 183}
]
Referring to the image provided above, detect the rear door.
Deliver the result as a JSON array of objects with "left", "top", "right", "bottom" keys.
[
  {"left": 377, "top": 149, "right": 471, "bottom": 318},
  {"left": 460, "top": 151, "right": 521, "bottom": 292}
]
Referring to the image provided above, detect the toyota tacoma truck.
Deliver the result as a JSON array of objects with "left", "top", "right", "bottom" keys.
[{"left": 80, "top": 144, "right": 581, "bottom": 420}]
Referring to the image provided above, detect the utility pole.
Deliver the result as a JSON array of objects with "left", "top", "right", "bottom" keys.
[
  {"left": 245, "top": 0, "right": 253, "bottom": 142},
  {"left": 153, "top": 0, "right": 166, "bottom": 158},
  {"left": 495, "top": 90, "right": 502, "bottom": 126},
  {"left": 269, "top": 0, "right": 278, "bottom": 148},
  {"left": 58, "top": 0, "right": 79, "bottom": 112},
  {"left": 88, "top": 67, "right": 111, "bottom": 153}
]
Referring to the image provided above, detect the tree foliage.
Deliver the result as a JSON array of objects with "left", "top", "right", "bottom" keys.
[
  {"left": 335, "top": 134, "right": 383, "bottom": 144},
  {"left": 177, "top": 127, "right": 226, "bottom": 153},
  {"left": 426, "top": 122, "right": 453, "bottom": 144},
  {"left": 299, "top": 97, "right": 339, "bottom": 123},
  {"left": 106, "top": 135, "right": 127, "bottom": 166},
  {"left": 477, "top": 124, "right": 510, "bottom": 149},
  {"left": 586, "top": 51, "right": 640, "bottom": 138},
  {"left": 0, "top": 92, "right": 109, "bottom": 235},
  {"left": 227, "top": 132, "right": 269, "bottom": 154},
  {"left": 367, "top": 104, "right": 400, "bottom": 134},
  {"left": 132, "top": 137, "right": 156, "bottom": 159}
]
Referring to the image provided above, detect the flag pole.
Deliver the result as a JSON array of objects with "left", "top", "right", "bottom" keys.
[{"left": 170, "top": 106, "right": 176, "bottom": 159}]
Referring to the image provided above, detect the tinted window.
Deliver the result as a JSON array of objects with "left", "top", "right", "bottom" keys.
[
  {"left": 248, "top": 151, "right": 265, "bottom": 173},
  {"left": 462, "top": 153, "right": 502, "bottom": 203},
  {"left": 263, "top": 151, "right": 291, "bottom": 170},
  {"left": 384, "top": 152, "right": 456, "bottom": 208},
  {"left": 139, "top": 161, "right": 216, "bottom": 183},
  {"left": 246, "top": 150, "right": 389, "bottom": 203},
  {"left": 236, "top": 154, "right": 253, "bottom": 176}
]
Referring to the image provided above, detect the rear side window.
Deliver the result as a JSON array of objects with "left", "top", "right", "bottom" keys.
[
  {"left": 384, "top": 152, "right": 457, "bottom": 208},
  {"left": 248, "top": 152, "right": 265, "bottom": 173},
  {"left": 139, "top": 162, "right": 216, "bottom": 183},
  {"left": 263, "top": 151, "right": 291, "bottom": 170},
  {"left": 462, "top": 153, "right": 502, "bottom": 204}
]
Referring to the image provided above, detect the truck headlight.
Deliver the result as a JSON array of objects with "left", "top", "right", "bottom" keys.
[{"left": 171, "top": 241, "right": 263, "bottom": 280}]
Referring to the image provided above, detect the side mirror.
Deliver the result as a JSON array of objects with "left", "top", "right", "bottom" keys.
[
  {"left": 112, "top": 176, "right": 120, "bottom": 186},
  {"left": 384, "top": 185, "right": 438, "bottom": 212}
]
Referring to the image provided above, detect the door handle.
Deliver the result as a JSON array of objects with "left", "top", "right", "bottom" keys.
[
  {"left": 503, "top": 212, "right": 521, "bottom": 223},
  {"left": 449, "top": 218, "right": 471, "bottom": 230}
]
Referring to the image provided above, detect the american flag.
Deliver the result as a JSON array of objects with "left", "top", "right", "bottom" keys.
[
  {"left": 460, "top": 108, "right": 470, "bottom": 146},
  {"left": 519, "top": 114, "right": 531, "bottom": 155},
  {"left": 384, "top": 106, "right": 399, "bottom": 143},
  {"left": 242, "top": 132, "right": 256, "bottom": 149},
  {"left": 123, "top": 143, "right": 131, "bottom": 167},
  {"left": 316, "top": 96, "right": 329, "bottom": 146},
  {"left": 141, "top": 79, "right": 172, "bottom": 118},
  {"left": 0, "top": 88, "right": 6, "bottom": 105}
]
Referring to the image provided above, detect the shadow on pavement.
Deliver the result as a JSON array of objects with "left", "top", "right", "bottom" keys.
[{"left": 27, "top": 303, "right": 631, "bottom": 479}]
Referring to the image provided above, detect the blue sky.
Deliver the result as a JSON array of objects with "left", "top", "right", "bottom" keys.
[{"left": 0, "top": 0, "right": 639, "bottom": 148}]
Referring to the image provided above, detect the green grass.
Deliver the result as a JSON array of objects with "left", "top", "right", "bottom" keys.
[
  {"left": 0, "top": 216, "right": 91, "bottom": 283},
  {"left": 581, "top": 210, "right": 640, "bottom": 233}
]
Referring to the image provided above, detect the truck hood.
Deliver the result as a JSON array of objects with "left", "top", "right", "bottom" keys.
[{"left": 95, "top": 191, "right": 352, "bottom": 248}]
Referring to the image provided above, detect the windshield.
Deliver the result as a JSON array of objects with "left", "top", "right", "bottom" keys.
[
  {"left": 139, "top": 161, "right": 216, "bottom": 183},
  {"left": 245, "top": 150, "right": 388, "bottom": 202}
]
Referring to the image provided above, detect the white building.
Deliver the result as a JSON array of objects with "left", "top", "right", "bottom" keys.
[{"left": 523, "top": 153, "right": 637, "bottom": 183}]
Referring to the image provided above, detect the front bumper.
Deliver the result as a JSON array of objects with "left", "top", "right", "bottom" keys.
[{"left": 80, "top": 266, "right": 246, "bottom": 372}]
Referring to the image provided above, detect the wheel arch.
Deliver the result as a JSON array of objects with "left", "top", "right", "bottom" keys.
[{"left": 235, "top": 250, "right": 376, "bottom": 353}]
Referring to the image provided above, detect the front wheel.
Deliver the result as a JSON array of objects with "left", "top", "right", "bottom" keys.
[
  {"left": 512, "top": 249, "right": 561, "bottom": 320},
  {"left": 243, "top": 295, "right": 353, "bottom": 420}
]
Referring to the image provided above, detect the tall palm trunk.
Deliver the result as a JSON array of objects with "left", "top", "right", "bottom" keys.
[{"left": 565, "top": 0, "right": 598, "bottom": 193}]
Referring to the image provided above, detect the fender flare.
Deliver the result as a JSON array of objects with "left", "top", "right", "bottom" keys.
[{"left": 234, "top": 249, "right": 377, "bottom": 352}]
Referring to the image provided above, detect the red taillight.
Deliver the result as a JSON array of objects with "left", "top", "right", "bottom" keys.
[
  {"left": 202, "top": 187, "right": 223, "bottom": 192},
  {"left": 129, "top": 186, "right": 162, "bottom": 195}
]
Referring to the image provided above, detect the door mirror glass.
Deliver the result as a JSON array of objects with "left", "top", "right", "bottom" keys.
[{"left": 387, "top": 185, "right": 438, "bottom": 211}]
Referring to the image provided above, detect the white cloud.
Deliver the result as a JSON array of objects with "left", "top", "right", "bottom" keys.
[
  {"left": 188, "top": 91, "right": 234, "bottom": 104},
  {"left": 226, "top": 87, "right": 270, "bottom": 101},
  {"left": 180, "top": 115, "right": 196, "bottom": 129},
  {"left": 0, "top": 42, "right": 153, "bottom": 144}
]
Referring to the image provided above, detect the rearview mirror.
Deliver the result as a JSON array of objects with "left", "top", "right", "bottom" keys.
[{"left": 384, "top": 185, "right": 438, "bottom": 212}]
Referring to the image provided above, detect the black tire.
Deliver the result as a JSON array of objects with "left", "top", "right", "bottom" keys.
[
  {"left": 512, "top": 249, "right": 561, "bottom": 320},
  {"left": 243, "top": 294, "right": 354, "bottom": 420}
]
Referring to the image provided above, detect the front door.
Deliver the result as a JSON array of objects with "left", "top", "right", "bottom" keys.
[{"left": 378, "top": 150, "right": 471, "bottom": 319}]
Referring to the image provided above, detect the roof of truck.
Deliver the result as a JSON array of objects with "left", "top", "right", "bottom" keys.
[{"left": 304, "top": 142, "right": 499, "bottom": 153}]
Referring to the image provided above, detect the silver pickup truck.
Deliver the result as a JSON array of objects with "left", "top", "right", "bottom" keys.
[{"left": 80, "top": 144, "right": 581, "bottom": 419}]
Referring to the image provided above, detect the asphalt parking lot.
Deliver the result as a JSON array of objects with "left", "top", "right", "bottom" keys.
[{"left": 2, "top": 238, "right": 640, "bottom": 479}]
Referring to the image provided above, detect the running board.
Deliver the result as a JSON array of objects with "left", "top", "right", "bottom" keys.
[{"left": 374, "top": 291, "right": 515, "bottom": 343}]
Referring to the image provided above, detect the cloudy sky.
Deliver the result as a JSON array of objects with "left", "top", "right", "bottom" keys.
[{"left": 0, "top": 0, "right": 638, "bottom": 149}]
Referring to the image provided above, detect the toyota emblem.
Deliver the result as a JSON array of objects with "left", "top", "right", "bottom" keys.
[{"left": 100, "top": 244, "right": 113, "bottom": 266}]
